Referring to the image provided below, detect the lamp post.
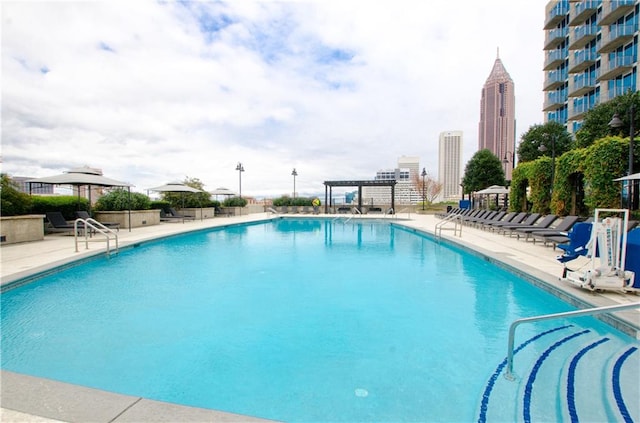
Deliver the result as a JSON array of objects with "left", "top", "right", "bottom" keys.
[
  {"left": 609, "top": 104, "right": 635, "bottom": 210},
  {"left": 421, "top": 168, "right": 427, "bottom": 211},
  {"left": 235, "top": 162, "right": 244, "bottom": 199},
  {"left": 539, "top": 134, "right": 556, "bottom": 194},
  {"left": 291, "top": 168, "right": 297, "bottom": 199}
]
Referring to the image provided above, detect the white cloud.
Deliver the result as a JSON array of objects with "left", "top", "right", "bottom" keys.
[{"left": 1, "top": 0, "right": 547, "bottom": 198}]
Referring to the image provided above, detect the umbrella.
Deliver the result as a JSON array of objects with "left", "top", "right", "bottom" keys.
[
  {"left": 27, "top": 166, "right": 133, "bottom": 230},
  {"left": 613, "top": 173, "right": 640, "bottom": 181},
  {"left": 148, "top": 182, "right": 203, "bottom": 220}
]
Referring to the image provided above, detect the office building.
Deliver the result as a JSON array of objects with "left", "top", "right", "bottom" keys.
[
  {"left": 479, "top": 50, "right": 516, "bottom": 180},
  {"left": 11, "top": 176, "right": 54, "bottom": 194},
  {"left": 361, "top": 156, "right": 421, "bottom": 205},
  {"left": 438, "top": 131, "right": 463, "bottom": 201},
  {"left": 543, "top": 0, "right": 638, "bottom": 134}
]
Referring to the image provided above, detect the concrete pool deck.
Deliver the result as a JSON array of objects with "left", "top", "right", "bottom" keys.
[{"left": 2, "top": 212, "right": 639, "bottom": 422}]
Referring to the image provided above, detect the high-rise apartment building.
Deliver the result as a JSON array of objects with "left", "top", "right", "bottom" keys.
[
  {"left": 543, "top": 0, "right": 638, "bottom": 134},
  {"left": 438, "top": 131, "right": 463, "bottom": 201},
  {"left": 361, "top": 156, "right": 421, "bottom": 205},
  {"left": 479, "top": 50, "right": 516, "bottom": 180}
]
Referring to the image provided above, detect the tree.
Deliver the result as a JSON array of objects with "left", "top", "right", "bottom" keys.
[
  {"left": 517, "top": 121, "right": 573, "bottom": 163},
  {"left": 0, "top": 174, "right": 32, "bottom": 216},
  {"left": 162, "top": 177, "right": 211, "bottom": 208},
  {"left": 412, "top": 172, "right": 443, "bottom": 204},
  {"left": 575, "top": 90, "right": 640, "bottom": 149},
  {"left": 462, "top": 149, "right": 506, "bottom": 193}
]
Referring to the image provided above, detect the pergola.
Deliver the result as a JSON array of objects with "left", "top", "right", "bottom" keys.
[{"left": 323, "top": 180, "right": 397, "bottom": 214}]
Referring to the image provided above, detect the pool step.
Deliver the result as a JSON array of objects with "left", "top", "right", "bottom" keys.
[{"left": 477, "top": 325, "right": 640, "bottom": 422}]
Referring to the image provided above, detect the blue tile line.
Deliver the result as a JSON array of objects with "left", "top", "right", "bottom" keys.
[
  {"left": 523, "top": 329, "right": 590, "bottom": 423},
  {"left": 612, "top": 346, "right": 638, "bottom": 423},
  {"left": 476, "top": 325, "right": 573, "bottom": 423},
  {"left": 566, "top": 337, "right": 610, "bottom": 422}
]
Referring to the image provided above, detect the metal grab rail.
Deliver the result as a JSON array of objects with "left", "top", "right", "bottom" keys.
[
  {"left": 74, "top": 218, "right": 119, "bottom": 255},
  {"left": 435, "top": 213, "right": 462, "bottom": 238},
  {"left": 505, "top": 302, "right": 640, "bottom": 380}
]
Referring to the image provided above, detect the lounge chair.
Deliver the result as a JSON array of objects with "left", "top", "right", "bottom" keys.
[
  {"left": 492, "top": 213, "right": 541, "bottom": 234},
  {"left": 528, "top": 216, "right": 581, "bottom": 245},
  {"left": 169, "top": 208, "right": 195, "bottom": 221},
  {"left": 505, "top": 214, "right": 558, "bottom": 238},
  {"left": 75, "top": 211, "right": 120, "bottom": 231},
  {"left": 45, "top": 211, "right": 83, "bottom": 235},
  {"left": 478, "top": 211, "right": 517, "bottom": 230},
  {"left": 469, "top": 211, "right": 504, "bottom": 227},
  {"left": 485, "top": 212, "right": 528, "bottom": 230},
  {"left": 160, "top": 209, "right": 184, "bottom": 222}
]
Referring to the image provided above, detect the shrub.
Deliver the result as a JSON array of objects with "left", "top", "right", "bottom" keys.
[
  {"left": 150, "top": 200, "right": 172, "bottom": 212},
  {"left": 0, "top": 174, "right": 32, "bottom": 216},
  {"left": 95, "top": 189, "right": 151, "bottom": 211},
  {"left": 222, "top": 196, "right": 248, "bottom": 207},
  {"left": 30, "top": 196, "right": 89, "bottom": 220}
]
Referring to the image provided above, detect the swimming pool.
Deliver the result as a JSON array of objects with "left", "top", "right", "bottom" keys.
[{"left": 1, "top": 218, "right": 638, "bottom": 421}]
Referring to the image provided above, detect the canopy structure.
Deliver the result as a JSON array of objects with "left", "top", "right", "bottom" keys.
[
  {"left": 476, "top": 185, "right": 510, "bottom": 195},
  {"left": 27, "top": 166, "right": 133, "bottom": 230},
  {"left": 210, "top": 187, "right": 236, "bottom": 201},
  {"left": 323, "top": 180, "right": 397, "bottom": 214},
  {"left": 475, "top": 185, "right": 510, "bottom": 209},
  {"left": 613, "top": 173, "right": 640, "bottom": 181}
]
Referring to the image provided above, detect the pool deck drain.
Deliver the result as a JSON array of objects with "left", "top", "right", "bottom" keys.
[{"left": 1, "top": 212, "right": 639, "bottom": 422}]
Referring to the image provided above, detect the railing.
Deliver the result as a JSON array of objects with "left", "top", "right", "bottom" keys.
[
  {"left": 505, "top": 302, "right": 640, "bottom": 380},
  {"left": 435, "top": 213, "right": 462, "bottom": 238},
  {"left": 267, "top": 207, "right": 279, "bottom": 215},
  {"left": 74, "top": 218, "right": 119, "bottom": 256}
]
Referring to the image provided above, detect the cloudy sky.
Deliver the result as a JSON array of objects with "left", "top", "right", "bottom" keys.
[{"left": 2, "top": 0, "right": 547, "bottom": 198}]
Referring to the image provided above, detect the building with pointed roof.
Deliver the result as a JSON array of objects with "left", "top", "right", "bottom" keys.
[{"left": 478, "top": 49, "right": 516, "bottom": 180}]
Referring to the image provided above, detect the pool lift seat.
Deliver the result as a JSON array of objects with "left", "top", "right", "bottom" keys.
[{"left": 562, "top": 209, "right": 636, "bottom": 293}]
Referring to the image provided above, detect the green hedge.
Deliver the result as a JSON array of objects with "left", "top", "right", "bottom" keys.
[
  {"left": 0, "top": 174, "right": 32, "bottom": 216},
  {"left": 30, "top": 196, "right": 90, "bottom": 220},
  {"left": 272, "top": 196, "right": 317, "bottom": 207},
  {"left": 95, "top": 189, "right": 151, "bottom": 211},
  {"left": 222, "top": 196, "right": 248, "bottom": 207}
]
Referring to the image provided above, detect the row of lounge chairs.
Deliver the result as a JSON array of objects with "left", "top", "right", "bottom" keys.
[
  {"left": 45, "top": 211, "right": 120, "bottom": 234},
  {"left": 439, "top": 208, "right": 640, "bottom": 248}
]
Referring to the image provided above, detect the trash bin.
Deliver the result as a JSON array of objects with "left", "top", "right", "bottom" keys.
[{"left": 446, "top": 205, "right": 453, "bottom": 213}]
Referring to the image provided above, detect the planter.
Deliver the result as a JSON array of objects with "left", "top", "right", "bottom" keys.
[
  {"left": 94, "top": 210, "right": 160, "bottom": 229},
  {"left": 178, "top": 207, "right": 215, "bottom": 219},
  {"left": 0, "top": 215, "right": 46, "bottom": 244},
  {"left": 218, "top": 207, "right": 245, "bottom": 217}
]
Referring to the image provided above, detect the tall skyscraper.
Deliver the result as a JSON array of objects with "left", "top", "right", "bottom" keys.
[
  {"left": 543, "top": 0, "right": 638, "bottom": 134},
  {"left": 438, "top": 131, "right": 463, "bottom": 201},
  {"left": 478, "top": 50, "right": 516, "bottom": 180}
]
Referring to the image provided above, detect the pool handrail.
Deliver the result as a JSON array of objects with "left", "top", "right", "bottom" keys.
[
  {"left": 505, "top": 302, "right": 640, "bottom": 380},
  {"left": 74, "top": 218, "right": 119, "bottom": 256}
]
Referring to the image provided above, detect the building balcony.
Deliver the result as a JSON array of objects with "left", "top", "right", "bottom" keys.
[
  {"left": 568, "top": 24, "right": 598, "bottom": 50},
  {"left": 543, "top": 49, "right": 567, "bottom": 70},
  {"left": 568, "top": 101, "right": 595, "bottom": 121},
  {"left": 544, "top": 27, "right": 568, "bottom": 50},
  {"left": 568, "top": 50, "right": 598, "bottom": 73},
  {"left": 543, "top": 70, "right": 568, "bottom": 91},
  {"left": 569, "top": 0, "right": 602, "bottom": 26},
  {"left": 598, "top": 54, "right": 636, "bottom": 80},
  {"left": 544, "top": 1, "right": 570, "bottom": 29},
  {"left": 568, "top": 75, "right": 597, "bottom": 97},
  {"left": 598, "top": 0, "right": 636, "bottom": 26},
  {"left": 605, "top": 84, "right": 636, "bottom": 101},
  {"left": 543, "top": 91, "right": 567, "bottom": 111},
  {"left": 598, "top": 23, "right": 637, "bottom": 53}
]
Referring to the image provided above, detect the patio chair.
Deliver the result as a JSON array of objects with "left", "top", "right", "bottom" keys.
[
  {"left": 555, "top": 222, "right": 593, "bottom": 263},
  {"left": 75, "top": 211, "right": 120, "bottom": 231},
  {"left": 160, "top": 209, "right": 184, "bottom": 222},
  {"left": 45, "top": 211, "right": 82, "bottom": 235}
]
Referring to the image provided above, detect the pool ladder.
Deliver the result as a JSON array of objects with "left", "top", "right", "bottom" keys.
[
  {"left": 435, "top": 213, "right": 462, "bottom": 238},
  {"left": 74, "top": 218, "right": 119, "bottom": 256}
]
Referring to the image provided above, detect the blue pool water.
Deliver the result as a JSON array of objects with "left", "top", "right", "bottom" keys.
[{"left": 1, "top": 219, "right": 637, "bottom": 421}]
